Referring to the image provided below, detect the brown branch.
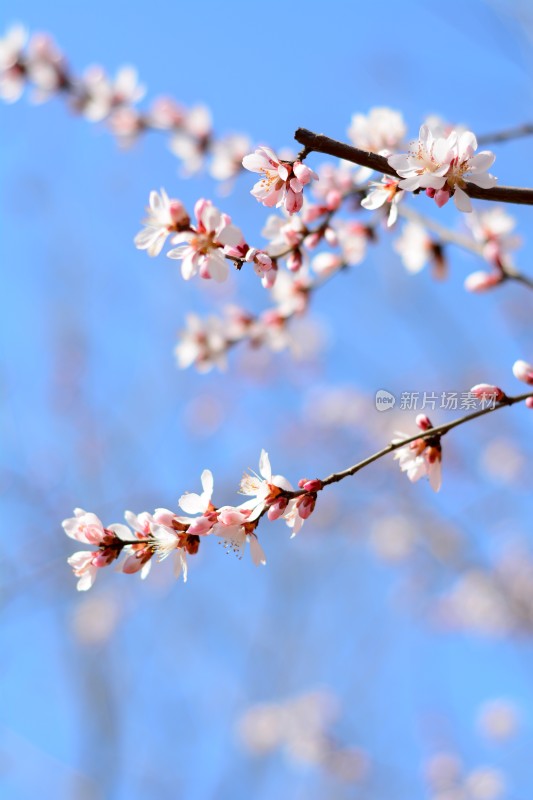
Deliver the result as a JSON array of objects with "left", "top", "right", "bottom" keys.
[
  {"left": 294, "top": 128, "right": 533, "bottom": 207},
  {"left": 317, "top": 391, "right": 533, "bottom": 489}
]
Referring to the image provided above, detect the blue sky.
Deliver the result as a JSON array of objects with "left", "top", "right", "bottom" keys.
[{"left": 2, "top": 1, "right": 533, "bottom": 798}]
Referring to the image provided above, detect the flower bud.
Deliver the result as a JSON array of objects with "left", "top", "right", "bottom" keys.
[
  {"left": 297, "top": 478, "right": 323, "bottom": 492},
  {"left": 464, "top": 270, "right": 503, "bottom": 292},
  {"left": 416, "top": 414, "right": 433, "bottom": 431},
  {"left": 512, "top": 360, "right": 533, "bottom": 386},
  {"left": 470, "top": 384, "right": 505, "bottom": 402}
]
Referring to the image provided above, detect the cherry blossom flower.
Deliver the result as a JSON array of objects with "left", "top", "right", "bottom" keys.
[
  {"left": 150, "top": 522, "right": 190, "bottom": 582},
  {"left": 393, "top": 416, "right": 442, "bottom": 491},
  {"left": 63, "top": 508, "right": 131, "bottom": 591},
  {"left": 388, "top": 124, "right": 455, "bottom": 192},
  {"left": 348, "top": 106, "right": 406, "bottom": 154},
  {"left": 239, "top": 449, "right": 293, "bottom": 521},
  {"left": 389, "top": 125, "right": 496, "bottom": 212},
  {"left": 212, "top": 506, "right": 267, "bottom": 565},
  {"left": 134, "top": 189, "right": 190, "bottom": 257},
  {"left": 167, "top": 198, "right": 243, "bottom": 282},
  {"left": 361, "top": 176, "right": 404, "bottom": 226},
  {"left": 179, "top": 468, "right": 219, "bottom": 535},
  {"left": 242, "top": 146, "right": 318, "bottom": 215},
  {"left": 119, "top": 510, "right": 155, "bottom": 578}
]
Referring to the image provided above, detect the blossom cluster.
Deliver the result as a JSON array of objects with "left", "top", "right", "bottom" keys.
[
  {"left": 0, "top": 24, "right": 252, "bottom": 178},
  {"left": 63, "top": 451, "right": 321, "bottom": 590},
  {"left": 63, "top": 362, "right": 533, "bottom": 589},
  {"left": 388, "top": 124, "right": 497, "bottom": 212}
]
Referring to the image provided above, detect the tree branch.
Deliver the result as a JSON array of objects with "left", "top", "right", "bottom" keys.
[{"left": 294, "top": 128, "right": 533, "bottom": 207}]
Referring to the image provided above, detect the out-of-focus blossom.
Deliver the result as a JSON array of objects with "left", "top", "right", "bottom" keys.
[
  {"left": 334, "top": 220, "right": 370, "bottom": 266},
  {"left": 361, "top": 176, "right": 404, "bottom": 226},
  {"left": 147, "top": 96, "right": 186, "bottom": 129},
  {"left": 169, "top": 105, "right": 212, "bottom": 174},
  {"left": 464, "top": 270, "right": 504, "bottom": 292},
  {"left": 167, "top": 198, "right": 243, "bottom": 282},
  {"left": 243, "top": 146, "right": 318, "bottom": 215},
  {"left": 26, "top": 33, "right": 66, "bottom": 102},
  {"left": 78, "top": 65, "right": 145, "bottom": 122},
  {"left": 464, "top": 767, "right": 506, "bottom": 800},
  {"left": 175, "top": 313, "right": 229, "bottom": 372},
  {"left": 512, "top": 359, "right": 533, "bottom": 386},
  {"left": 348, "top": 106, "right": 406, "bottom": 154},
  {"left": 465, "top": 207, "right": 521, "bottom": 268},
  {"left": 0, "top": 24, "right": 28, "bottom": 101},
  {"left": 477, "top": 699, "right": 519, "bottom": 741},
  {"left": 210, "top": 133, "right": 251, "bottom": 181},
  {"left": 134, "top": 188, "right": 190, "bottom": 257},
  {"left": 394, "top": 221, "right": 446, "bottom": 277}
]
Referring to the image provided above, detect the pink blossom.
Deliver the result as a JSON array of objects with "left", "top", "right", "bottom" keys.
[
  {"left": 119, "top": 510, "right": 155, "bottom": 578},
  {"left": 134, "top": 189, "right": 190, "bottom": 257},
  {"left": 239, "top": 449, "right": 293, "bottom": 521},
  {"left": 389, "top": 126, "right": 496, "bottom": 212},
  {"left": 361, "top": 176, "right": 404, "bottom": 226},
  {"left": 210, "top": 134, "right": 251, "bottom": 182},
  {"left": 167, "top": 199, "right": 243, "bottom": 282},
  {"left": 393, "top": 429, "right": 442, "bottom": 492},
  {"left": 179, "top": 468, "right": 219, "bottom": 535},
  {"left": 212, "top": 506, "right": 267, "bottom": 565},
  {"left": 242, "top": 146, "right": 318, "bottom": 215},
  {"left": 63, "top": 508, "right": 131, "bottom": 591}
]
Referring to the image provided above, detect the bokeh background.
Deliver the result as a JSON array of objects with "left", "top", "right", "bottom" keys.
[{"left": 2, "top": 0, "right": 533, "bottom": 797}]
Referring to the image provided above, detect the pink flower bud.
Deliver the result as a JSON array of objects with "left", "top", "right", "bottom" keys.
[
  {"left": 267, "top": 496, "right": 289, "bottom": 521},
  {"left": 293, "top": 161, "right": 318, "bottom": 185},
  {"left": 287, "top": 250, "right": 303, "bottom": 272},
  {"left": 298, "top": 478, "right": 323, "bottom": 492},
  {"left": 464, "top": 270, "right": 503, "bottom": 292},
  {"left": 434, "top": 188, "right": 451, "bottom": 208},
  {"left": 470, "top": 383, "right": 505, "bottom": 402},
  {"left": 526, "top": 397, "right": 533, "bottom": 409},
  {"left": 296, "top": 493, "right": 316, "bottom": 519},
  {"left": 512, "top": 360, "right": 533, "bottom": 386},
  {"left": 416, "top": 414, "right": 433, "bottom": 431},
  {"left": 304, "top": 232, "right": 320, "bottom": 249},
  {"left": 426, "top": 188, "right": 436, "bottom": 199}
]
